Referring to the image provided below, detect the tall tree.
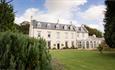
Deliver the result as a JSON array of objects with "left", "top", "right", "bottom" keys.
[
  {"left": 20, "top": 21, "right": 30, "bottom": 34},
  {"left": 14, "top": 21, "right": 30, "bottom": 34},
  {"left": 104, "top": 0, "right": 115, "bottom": 48},
  {"left": 0, "top": 0, "right": 15, "bottom": 32},
  {"left": 84, "top": 25, "right": 102, "bottom": 38}
]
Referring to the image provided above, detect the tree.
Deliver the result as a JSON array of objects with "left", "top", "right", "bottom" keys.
[
  {"left": 104, "top": 0, "right": 115, "bottom": 48},
  {"left": 20, "top": 21, "right": 30, "bottom": 34},
  {"left": 97, "top": 41, "right": 109, "bottom": 53},
  {"left": 14, "top": 21, "right": 30, "bottom": 34},
  {"left": 0, "top": 0, "right": 15, "bottom": 32},
  {"left": 84, "top": 25, "right": 103, "bottom": 37}
]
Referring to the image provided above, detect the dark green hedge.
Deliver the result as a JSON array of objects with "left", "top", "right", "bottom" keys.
[{"left": 0, "top": 31, "right": 52, "bottom": 70}]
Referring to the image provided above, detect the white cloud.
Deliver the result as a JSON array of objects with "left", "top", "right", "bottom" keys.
[
  {"left": 45, "top": 0, "right": 87, "bottom": 12},
  {"left": 77, "top": 5, "right": 106, "bottom": 32},
  {"left": 15, "top": 8, "right": 42, "bottom": 23},
  {"left": 79, "top": 5, "right": 105, "bottom": 20},
  {"left": 15, "top": 8, "right": 78, "bottom": 24},
  {"left": 15, "top": 0, "right": 87, "bottom": 25}
]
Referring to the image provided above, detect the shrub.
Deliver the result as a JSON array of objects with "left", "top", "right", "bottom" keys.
[
  {"left": 0, "top": 31, "right": 52, "bottom": 70},
  {"left": 52, "top": 47, "right": 56, "bottom": 50},
  {"left": 97, "top": 44, "right": 103, "bottom": 54},
  {"left": 62, "top": 46, "right": 69, "bottom": 49}
]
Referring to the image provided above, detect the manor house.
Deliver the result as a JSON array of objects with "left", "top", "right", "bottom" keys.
[{"left": 29, "top": 20, "right": 104, "bottom": 49}]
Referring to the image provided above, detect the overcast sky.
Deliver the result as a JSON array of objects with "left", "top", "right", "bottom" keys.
[{"left": 12, "top": 0, "right": 105, "bottom": 32}]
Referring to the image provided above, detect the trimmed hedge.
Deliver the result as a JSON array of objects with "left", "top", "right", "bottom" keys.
[{"left": 0, "top": 31, "right": 52, "bottom": 70}]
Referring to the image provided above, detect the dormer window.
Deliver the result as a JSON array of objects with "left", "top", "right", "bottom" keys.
[
  {"left": 64, "top": 25, "right": 68, "bottom": 30},
  {"left": 47, "top": 24, "right": 51, "bottom": 28},
  {"left": 78, "top": 27, "right": 81, "bottom": 31},
  {"left": 70, "top": 26, "right": 73, "bottom": 30},
  {"left": 37, "top": 22, "right": 41, "bottom": 28},
  {"left": 56, "top": 24, "right": 59, "bottom": 29}
]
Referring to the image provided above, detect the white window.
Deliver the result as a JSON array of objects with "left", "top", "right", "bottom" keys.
[
  {"left": 64, "top": 25, "right": 68, "bottom": 30},
  {"left": 71, "top": 33, "right": 74, "bottom": 39},
  {"left": 82, "top": 33, "right": 84, "bottom": 37},
  {"left": 57, "top": 32, "right": 60, "bottom": 39},
  {"left": 48, "top": 31, "right": 51, "bottom": 38},
  {"left": 77, "top": 34, "right": 79, "bottom": 37},
  {"left": 37, "top": 22, "right": 41, "bottom": 28},
  {"left": 38, "top": 31, "right": 41, "bottom": 37},
  {"left": 56, "top": 24, "right": 59, "bottom": 29},
  {"left": 70, "top": 26, "right": 73, "bottom": 30},
  {"left": 65, "top": 32, "right": 68, "bottom": 39}
]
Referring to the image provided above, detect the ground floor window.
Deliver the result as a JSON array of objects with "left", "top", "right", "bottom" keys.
[
  {"left": 65, "top": 41, "right": 68, "bottom": 48},
  {"left": 48, "top": 41, "right": 51, "bottom": 49},
  {"left": 90, "top": 41, "right": 93, "bottom": 48},
  {"left": 78, "top": 41, "right": 82, "bottom": 48},
  {"left": 82, "top": 41, "right": 85, "bottom": 49},
  {"left": 86, "top": 41, "right": 89, "bottom": 48},
  {"left": 94, "top": 41, "right": 97, "bottom": 48},
  {"left": 71, "top": 41, "right": 74, "bottom": 48}
]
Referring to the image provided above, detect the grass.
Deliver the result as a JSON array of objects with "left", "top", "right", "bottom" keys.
[{"left": 50, "top": 49, "right": 115, "bottom": 70}]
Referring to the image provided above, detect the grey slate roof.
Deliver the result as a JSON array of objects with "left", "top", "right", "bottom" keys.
[
  {"left": 31, "top": 20, "right": 88, "bottom": 32},
  {"left": 77, "top": 25, "right": 88, "bottom": 33}
]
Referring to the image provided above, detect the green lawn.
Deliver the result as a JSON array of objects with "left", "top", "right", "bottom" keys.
[{"left": 50, "top": 49, "right": 115, "bottom": 70}]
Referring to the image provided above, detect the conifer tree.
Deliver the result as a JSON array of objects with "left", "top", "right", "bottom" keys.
[
  {"left": 104, "top": 0, "right": 115, "bottom": 48},
  {"left": 0, "top": 0, "right": 15, "bottom": 32}
]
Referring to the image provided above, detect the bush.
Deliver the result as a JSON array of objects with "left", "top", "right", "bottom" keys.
[
  {"left": 62, "top": 47, "right": 69, "bottom": 49},
  {"left": 52, "top": 47, "right": 56, "bottom": 50},
  {"left": 97, "top": 44, "right": 103, "bottom": 54},
  {"left": 0, "top": 31, "right": 52, "bottom": 70}
]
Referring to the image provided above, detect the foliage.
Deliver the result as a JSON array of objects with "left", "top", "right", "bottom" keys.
[
  {"left": 14, "top": 21, "right": 30, "bottom": 34},
  {"left": 0, "top": 31, "right": 52, "bottom": 70},
  {"left": 84, "top": 25, "right": 102, "bottom": 37},
  {"left": 0, "top": 0, "right": 16, "bottom": 32},
  {"left": 20, "top": 23, "right": 30, "bottom": 34},
  {"left": 104, "top": 0, "right": 115, "bottom": 48},
  {"left": 97, "top": 44, "right": 103, "bottom": 54}
]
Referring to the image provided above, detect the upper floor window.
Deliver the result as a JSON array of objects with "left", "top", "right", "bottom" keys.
[
  {"left": 37, "top": 22, "right": 41, "bottom": 28},
  {"left": 82, "top": 33, "right": 84, "bottom": 37},
  {"left": 56, "top": 24, "right": 59, "bottom": 29},
  {"left": 71, "top": 33, "right": 74, "bottom": 39},
  {"left": 57, "top": 32, "right": 60, "bottom": 39},
  {"left": 70, "top": 26, "right": 73, "bottom": 30},
  {"left": 48, "top": 31, "right": 51, "bottom": 38},
  {"left": 38, "top": 31, "right": 41, "bottom": 37},
  {"left": 65, "top": 32, "right": 68, "bottom": 39}
]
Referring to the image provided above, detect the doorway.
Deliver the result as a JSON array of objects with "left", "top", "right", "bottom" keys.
[{"left": 57, "top": 43, "right": 60, "bottom": 49}]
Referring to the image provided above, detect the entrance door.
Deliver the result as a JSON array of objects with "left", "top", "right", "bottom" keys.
[{"left": 57, "top": 43, "right": 60, "bottom": 49}]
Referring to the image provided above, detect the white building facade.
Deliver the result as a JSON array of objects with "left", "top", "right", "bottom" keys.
[{"left": 29, "top": 20, "right": 104, "bottom": 49}]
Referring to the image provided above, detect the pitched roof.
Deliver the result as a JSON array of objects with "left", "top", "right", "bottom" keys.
[
  {"left": 32, "top": 20, "right": 76, "bottom": 31},
  {"left": 31, "top": 20, "right": 88, "bottom": 33}
]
